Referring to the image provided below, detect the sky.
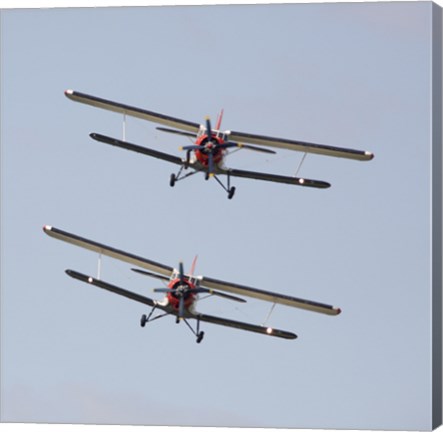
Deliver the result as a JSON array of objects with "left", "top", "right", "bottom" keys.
[{"left": 0, "top": 2, "right": 440, "bottom": 432}]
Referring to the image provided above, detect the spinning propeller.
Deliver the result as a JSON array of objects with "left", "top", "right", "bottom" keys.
[
  {"left": 176, "top": 117, "right": 276, "bottom": 179},
  {"left": 132, "top": 261, "right": 245, "bottom": 323}
]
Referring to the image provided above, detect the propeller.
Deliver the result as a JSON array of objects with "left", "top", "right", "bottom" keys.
[
  {"left": 178, "top": 116, "right": 276, "bottom": 178},
  {"left": 174, "top": 261, "right": 186, "bottom": 321},
  {"left": 153, "top": 287, "right": 174, "bottom": 293},
  {"left": 178, "top": 261, "right": 185, "bottom": 284},
  {"left": 205, "top": 117, "right": 213, "bottom": 142},
  {"left": 133, "top": 260, "right": 247, "bottom": 323}
]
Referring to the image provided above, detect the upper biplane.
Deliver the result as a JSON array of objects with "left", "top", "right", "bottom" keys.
[
  {"left": 65, "top": 89, "right": 374, "bottom": 198},
  {"left": 43, "top": 225, "right": 341, "bottom": 343}
]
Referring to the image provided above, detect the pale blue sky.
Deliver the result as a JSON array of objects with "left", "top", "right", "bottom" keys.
[{"left": 0, "top": 2, "right": 439, "bottom": 430}]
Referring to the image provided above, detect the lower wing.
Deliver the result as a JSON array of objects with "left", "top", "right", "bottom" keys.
[
  {"left": 66, "top": 269, "right": 296, "bottom": 340},
  {"left": 66, "top": 269, "right": 159, "bottom": 308},
  {"left": 225, "top": 167, "right": 330, "bottom": 189},
  {"left": 90, "top": 133, "right": 330, "bottom": 189},
  {"left": 197, "top": 313, "right": 297, "bottom": 340},
  {"left": 90, "top": 133, "right": 183, "bottom": 166}
]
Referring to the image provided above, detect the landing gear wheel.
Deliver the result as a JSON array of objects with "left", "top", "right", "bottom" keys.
[
  {"left": 205, "top": 172, "right": 210, "bottom": 181},
  {"left": 169, "top": 173, "right": 176, "bottom": 187},
  {"left": 228, "top": 187, "right": 236, "bottom": 200},
  {"left": 140, "top": 314, "right": 147, "bottom": 327},
  {"left": 196, "top": 331, "right": 205, "bottom": 343},
  {"left": 176, "top": 317, "right": 180, "bottom": 324}
]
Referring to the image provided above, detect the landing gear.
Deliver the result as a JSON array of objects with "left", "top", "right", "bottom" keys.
[
  {"left": 140, "top": 304, "right": 169, "bottom": 328},
  {"left": 139, "top": 303, "right": 206, "bottom": 343},
  {"left": 169, "top": 165, "right": 199, "bottom": 188},
  {"left": 140, "top": 314, "right": 148, "bottom": 327},
  {"left": 180, "top": 315, "right": 206, "bottom": 344},
  {"left": 168, "top": 162, "right": 237, "bottom": 199},
  {"left": 212, "top": 172, "right": 237, "bottom": 199}
]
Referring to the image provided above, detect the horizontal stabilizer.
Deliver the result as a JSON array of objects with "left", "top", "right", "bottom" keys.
[
  {"left": 131, "top": 268, "right": 170, "bottom": 281},
  {"left": 196, "top": 287, "right": 246, "bottom": 303},
  {"left": 156, "top": 127, "right": 197, "bottom": 138}
]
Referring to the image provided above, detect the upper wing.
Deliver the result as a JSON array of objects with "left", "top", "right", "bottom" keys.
[
  {"left": 228, "top": 130, "right": 374, "bottom": 161},
  {"left": 197, "top": 313, "right": 297, "bottom": 340},
  {"left": 43, "top": 225, "right": 173, "bottom": 277},
  {"left": 199, "top": 275, "right": 341, "bottom": 316},
  {"left": 44, "top": 226, "right": 340, "bottom": 316},
  {"left": 223, "top": 167, "right": 330, "bottom": 189},
  {"left": 90, "top": 133, "right": 184, "bottom": 166},
  {"left": 65, "top": 89, "right": 200, "bottom": 134},
  {"left": 65, "top": 89, "right": 373, "bottom": 161}
]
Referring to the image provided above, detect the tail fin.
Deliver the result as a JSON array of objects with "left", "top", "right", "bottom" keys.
[
  {"left": 215, "top": 109, "right": 224, "bottom": 130},
  {"left": 189, "top": 255, "right": 198, "bottom": 276}
]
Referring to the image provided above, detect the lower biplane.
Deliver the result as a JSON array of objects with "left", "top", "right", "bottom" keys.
[
  {"left": 43, "top": 225, "right": 341, "bottom": 343},
  {"left": 65, "top": 89, "right": 374, "bottom": 198}
]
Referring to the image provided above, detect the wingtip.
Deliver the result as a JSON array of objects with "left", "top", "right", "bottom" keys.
[
  {"left": 42, "top": 224, "right": 52, "bottom": 233},
  {"left": 365, "top": 151, "right": 375, "bottom": 160},
  {"left": 64, "top": 89, "right": 74, "bottom": 96}
]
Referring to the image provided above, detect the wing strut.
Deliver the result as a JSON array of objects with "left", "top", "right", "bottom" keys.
[
  {"left": 294, "top": 152, "right": 308, "bottom": 177},
  {"left": 123, "top": 113, "right": 126, "bottom": 141},
  {"left": 262, "top": 302, "right": 277, "bottom": 327},
  {"left": 97, "top": 252, "right": 102, "bottom": 279}
]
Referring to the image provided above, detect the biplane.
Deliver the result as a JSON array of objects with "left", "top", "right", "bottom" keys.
[
  {"left": 43, "top": 225, "right": 341, "bottom": 343},
  {"left": 65, "top": 89, "right": 374, "bottom": 199}
]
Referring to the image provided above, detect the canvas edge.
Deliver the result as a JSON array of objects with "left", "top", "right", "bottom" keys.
[{"left": 432, "top": 2, "right": 443, "bottom": 430}]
